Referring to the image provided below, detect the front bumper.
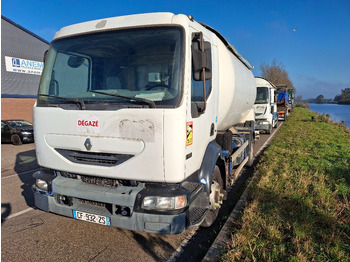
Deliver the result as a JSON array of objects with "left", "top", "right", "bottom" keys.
[
  {"left": 33, "top": 191, "right": 186, "bottom": 234},
  {"left": 255, "top": 120, "right": 271, "bottom": 132},
  {"left": 33, "top": 172, "right": 206, "bottom": 234},
  {"left": 22, "top": 135, "right": 34, "bottom": 143}
]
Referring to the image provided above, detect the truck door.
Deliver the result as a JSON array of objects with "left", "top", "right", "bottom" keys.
[{"left": 185, "top": 30, "right": 218, "bottom": 177}]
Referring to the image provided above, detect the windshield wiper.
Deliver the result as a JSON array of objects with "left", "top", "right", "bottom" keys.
[
  {"left": 38, "top": 94, "right": 86, "bottom": 110},
  {"left": 88, "top": 90, "right": 156, "bottom": 108}
]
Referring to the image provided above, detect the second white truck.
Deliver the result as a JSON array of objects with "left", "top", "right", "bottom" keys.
[
  {"left": 254, "top": 77, "right": 278, "bottom": 134},
  {"left": 32, "top": 13, "right": 256, "bottom": 234}
]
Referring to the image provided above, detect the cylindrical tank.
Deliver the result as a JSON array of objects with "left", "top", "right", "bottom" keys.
[{"left": 215, "top": 39, "right": 256, "bottom": 131}]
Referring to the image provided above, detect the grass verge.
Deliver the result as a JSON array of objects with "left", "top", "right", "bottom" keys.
[{"left": 221, "top": 106, "right": 350, "bottom": 261}]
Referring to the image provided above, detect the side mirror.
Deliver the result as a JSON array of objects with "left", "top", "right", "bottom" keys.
[{"left": 192, "top": 33, "right": 212, "bottom": 81}]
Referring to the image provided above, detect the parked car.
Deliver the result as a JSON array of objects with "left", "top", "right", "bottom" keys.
[{"left": 1, "top": 120, "right": 34, "bottom": 145}]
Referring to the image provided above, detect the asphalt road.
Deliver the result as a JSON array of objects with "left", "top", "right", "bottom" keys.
[{"left": 1, "top": 123, "right": 280, "bottom": 262}]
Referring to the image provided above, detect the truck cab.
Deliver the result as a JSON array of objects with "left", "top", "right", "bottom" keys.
[
  {"left": 32, "top": 13, "right": 256, "bottom": 234},
  {"left": 254, "top": 77, "right": 277, "bottom": 134},
  {"left": 277, "top": 91, "right": 292, "bottom": 120}
]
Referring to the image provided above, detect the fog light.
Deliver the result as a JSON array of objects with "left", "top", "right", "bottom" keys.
[
  {"left": 33, "top": 169, "right": 55, "bottom": 195},
  {"left": 36, "top": 178, "right": 49, "bottom": 191},
  {"left": 142, "top": 195, "right": 187, "bottom": 210}
]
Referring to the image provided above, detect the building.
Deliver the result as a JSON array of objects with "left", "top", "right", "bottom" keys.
[{"left": 1, "top": 15, "right": 50, "bottom": 122}]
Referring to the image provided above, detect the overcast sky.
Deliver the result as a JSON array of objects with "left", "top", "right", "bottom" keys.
[{"left": 2, "top": 0, "right": 350, "bottom": 99}]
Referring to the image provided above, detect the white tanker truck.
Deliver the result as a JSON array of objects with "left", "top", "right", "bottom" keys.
[{"left": 32, "top": 13, "right": 256, "bottom": 234}]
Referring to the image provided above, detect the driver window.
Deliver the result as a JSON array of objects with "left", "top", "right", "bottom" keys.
[{"left": 191, "top": 77, "right": 211, "bottom": 101}]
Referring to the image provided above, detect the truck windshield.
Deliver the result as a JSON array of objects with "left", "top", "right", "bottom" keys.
[
  {"left": 37, "top": 26, "right": 184, "bottom": 109},
  {"left": 255, "top": 87, "right": 269, "bottom": 104}
]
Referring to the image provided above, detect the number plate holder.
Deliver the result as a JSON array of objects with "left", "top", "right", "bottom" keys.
[{"left": 73, "top": 210, "right": 111, "bottom": 226}]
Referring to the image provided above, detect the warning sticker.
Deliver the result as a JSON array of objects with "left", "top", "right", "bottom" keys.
[{"left": 186, "top": 122, "right": 193, "bottom": 146}]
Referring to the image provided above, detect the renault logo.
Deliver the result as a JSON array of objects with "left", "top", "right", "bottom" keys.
[{"left": 84, "top": 138, "right": 92, "bottom": 151}]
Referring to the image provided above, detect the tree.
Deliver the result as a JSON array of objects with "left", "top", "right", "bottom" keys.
[
  {"left": 336, "top": 88, "right": 350, "bottom": 104},
  {"left": 315, "top": 94, "right": 325, "bottom": 104},
  {"left": 260, "top": 59, "right": 295, "bottom": 91}
]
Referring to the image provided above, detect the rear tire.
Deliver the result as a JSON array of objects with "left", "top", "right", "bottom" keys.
[
  {"left": 246, "top": 131, "right": 254, "bottom": 167},
  {"left": 11, "top": 134, "right": 22, "bottom": 145},
  {"left": 201, "top": 166, "right": 223, "bottom": 227}
]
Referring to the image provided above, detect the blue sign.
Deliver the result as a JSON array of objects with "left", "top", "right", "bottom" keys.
[{"left": 12, "top": 58, "right": 20, "bottom": 68}]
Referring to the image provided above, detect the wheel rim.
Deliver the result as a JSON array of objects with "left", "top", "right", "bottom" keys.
[
  {"left": 11, "top": 134, "right": 21, "bottom": 145},
  {"left": 209, "top": 179, "right": 223, "bottom": 210}
]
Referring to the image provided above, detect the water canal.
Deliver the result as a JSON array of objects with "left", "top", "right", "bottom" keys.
[{"left": 308, "top": 103, "right": 350, "bottom": 128}]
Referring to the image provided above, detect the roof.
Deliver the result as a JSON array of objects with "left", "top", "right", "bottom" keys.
[
  {"left": 1, "top": 15, "right": 50, "bottom": 97},
  {"left": 1, "top": 15, "right": 50, "bottom": 45}
]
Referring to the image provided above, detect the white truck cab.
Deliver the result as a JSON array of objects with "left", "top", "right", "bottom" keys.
[
  {"left": 32, "top": 13, "right": 256, "bottom": 234},
  {"left": 254, "top": 77, "right": 278, "bottom": 134}
]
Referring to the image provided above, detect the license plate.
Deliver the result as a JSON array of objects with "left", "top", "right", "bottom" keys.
[{"left": 73, "top": 210, "right": 111, "bottom": 226}]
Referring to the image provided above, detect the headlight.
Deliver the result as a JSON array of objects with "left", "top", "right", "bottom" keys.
[
  {"left": 21, "top": 131, "right": 31, "bottom": 135},
  {"left": 35, "top": 178, "right": 49, "bottom": 191},
  {"left": 142, "top": 195, "right": 187, "bottom": 210}
]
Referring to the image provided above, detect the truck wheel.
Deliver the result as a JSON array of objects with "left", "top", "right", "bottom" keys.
[
  {"left": 201, "top": 166, "right": 224, "bottom": 227},
  {"left": 246, "top": 138, "right": 254, "bottom": 167},
  {"left": 266, "top": 125, "right": 272, "bottom": 134},
  {"left": 11, "top": 134, "right": 22, "bottom": 145},
  {"left": 243, "top": 121, "right": 254, "bottom": 167}
]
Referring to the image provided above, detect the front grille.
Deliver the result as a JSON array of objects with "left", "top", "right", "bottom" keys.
[
  {"left": 81, "top": 175, "right": 118, "bottom": 187},
  {"left": 59, "top": 171, "right": 139, "bottom": 188},
  {"left": 78, "top": 198, "right": 113, "bottom": 214},
  {"left": 55, "top": 149, "right": 133, "bottom": 166},
  {"left": 79, "top": 198, "right": 107, "bottom": 207}
]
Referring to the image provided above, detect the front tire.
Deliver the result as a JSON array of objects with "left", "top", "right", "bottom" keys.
[
  {"left": 201, "top": 166, "right": 224, "bottom": 227},
  {"left": 11, "top": 134, "right": 22, "bottom": 145},
  {"left": 266, "top": 124, "right": 272, "bottom": 134}
]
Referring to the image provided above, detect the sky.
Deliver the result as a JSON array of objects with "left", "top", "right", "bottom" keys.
[{"left": 2, "top": 0, "right": 350, "bottom": 99}]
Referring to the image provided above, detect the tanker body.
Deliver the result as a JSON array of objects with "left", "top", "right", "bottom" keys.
[{"left": 32, "top": 13, "right": 256, "bottom": 234}]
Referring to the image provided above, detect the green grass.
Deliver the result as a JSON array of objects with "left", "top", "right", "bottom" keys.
[{"left": 221, "top": 107, "right": 350, "bottom": 261}]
